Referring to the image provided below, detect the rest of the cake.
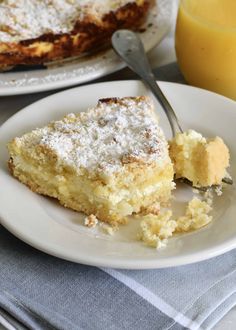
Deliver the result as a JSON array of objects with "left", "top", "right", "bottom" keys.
[
  {"left": 0, "top": 0, "right": 151, "bottom": 69},
  {"left": 8, "top": 96, "right": 174, "bottom": 225},
  {"left": 169, "top": 130, "right": 230, "bottom": 187}
]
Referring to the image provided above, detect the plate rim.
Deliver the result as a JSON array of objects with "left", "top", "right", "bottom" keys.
[
  {"left": 0, "top": 80, "right": 236, "bottom": 269},
  {"left": 1, "top": 208, "right": 236, "bottom": 270}
]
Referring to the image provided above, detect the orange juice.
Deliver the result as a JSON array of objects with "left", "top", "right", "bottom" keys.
[{"left": 175, "top": 0, "right": 236, "bottom": 100}]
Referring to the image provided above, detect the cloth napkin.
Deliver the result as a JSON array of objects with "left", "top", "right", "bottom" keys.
[
  {"left": 1, "top": 63, "right": 236, "bottom": 330},
  {"left": 1, "top": 224, "right": 236, "bottom": 330}
]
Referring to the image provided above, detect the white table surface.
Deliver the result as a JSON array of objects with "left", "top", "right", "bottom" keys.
[{"left": 0, "top": 2, "right": 236, "bottom": 329}]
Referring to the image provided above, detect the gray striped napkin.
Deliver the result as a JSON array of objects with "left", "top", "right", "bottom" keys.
[{"left": 0, "top": 226, "right": 236, "bottom": 330}]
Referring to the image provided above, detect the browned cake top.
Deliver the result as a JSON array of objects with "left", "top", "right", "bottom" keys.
[
  {"left": 15, "top": 97, "right": 169, "bottom": 175},
  {"left": 0, "top": 0, "right": 142, "bottom": 42}
]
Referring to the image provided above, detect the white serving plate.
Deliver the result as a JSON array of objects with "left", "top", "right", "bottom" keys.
[{"left": 0, "top": 80, "right": 235, "bottom": 269}]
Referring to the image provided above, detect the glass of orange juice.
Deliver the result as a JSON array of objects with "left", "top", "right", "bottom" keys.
[{"left": 175, "top": 0, "right": 236, "bottom": 100}]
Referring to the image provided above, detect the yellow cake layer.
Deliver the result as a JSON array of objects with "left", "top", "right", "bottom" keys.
[{"left": 169, "top": 130, "right": 230, "bottom": 187}]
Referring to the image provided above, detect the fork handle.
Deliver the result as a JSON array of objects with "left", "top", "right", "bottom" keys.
[
  {"left": 112, "top": 29, "right": 183, "bottom": 137},
  {"left": 141, "top": 71, "right": 183, "bottom": 136}
]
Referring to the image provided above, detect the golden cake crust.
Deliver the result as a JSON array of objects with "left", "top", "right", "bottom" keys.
[{"left": 0, "top": 1, "right": 151, "bottom": 69}]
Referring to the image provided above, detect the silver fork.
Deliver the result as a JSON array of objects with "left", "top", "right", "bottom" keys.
[{"left": 111, "top": 29, "right": 232, "bottom": 186}]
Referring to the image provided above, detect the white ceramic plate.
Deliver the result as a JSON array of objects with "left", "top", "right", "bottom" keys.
[
  {"left": 0, "top": 80, "right": 236, "bottom": 269},
  {"left": 0, "top": 0, "right": 173, "bottom": 96}
]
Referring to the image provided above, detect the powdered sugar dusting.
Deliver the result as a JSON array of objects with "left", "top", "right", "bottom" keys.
[
  {"left": 0, "top": 0, "right": 135, "bottom": 42},
  {"left": 29, "top": 97, "right": 169, "bottom": 174}
]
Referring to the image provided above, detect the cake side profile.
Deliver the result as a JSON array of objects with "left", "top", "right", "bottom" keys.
[
  {"left": 169, "top": 130, "right": 230, "bottom": 187},
  {"left": 8, "top": 96, "right": 174, "bottom": 225},
  {"left": 0, "top": 0, "right": 151, "bottom": 69}
]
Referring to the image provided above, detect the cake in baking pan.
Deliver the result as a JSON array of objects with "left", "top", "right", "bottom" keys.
[{"left": 0, "top": 0, "right": 151, "bottom": 69}]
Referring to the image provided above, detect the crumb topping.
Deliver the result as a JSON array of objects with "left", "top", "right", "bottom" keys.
[
  {"left": 22, "top": 97, "right": 169, "bottom": 175},
  {"left": 0, "top": 0, "right": 136, "bottom": 42},
  {"left": 84, "top": 214, "right": 98, "bottom": 228}
]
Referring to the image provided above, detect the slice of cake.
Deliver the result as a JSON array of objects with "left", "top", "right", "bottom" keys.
[
  {"left": 169, "top": 130, "right": 230, "bottom": 187},
  {"left": 8, "top": 96, "right": 174, "bottom": 225}
]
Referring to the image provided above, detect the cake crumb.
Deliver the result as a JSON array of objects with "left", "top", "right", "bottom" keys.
[
  {"left": 140, "top": 203, "right": 160, "bottom": 215},
  {"left": 214, "top": 185, "right": 223, "bottom": 196},
  {"left": 102, "top": 224, "right": 118, "bottom": 236},
  {"left": 84, "top": 214, "right": 98, "bottom": 228},
  {"left": 139, "top": 211, "right": 177, "bottom": 249},
  {"left": 176, "top": 197, "right": 212, "bottom": 232},
  {"left": 139, "top": 196, "right": 213, "bottom": 249},
  {"left": 192, "top": 188, "right": 200, "bottom": 194},
  {"left": 203, "top": 189, "right": 214, "bottom": 206}
]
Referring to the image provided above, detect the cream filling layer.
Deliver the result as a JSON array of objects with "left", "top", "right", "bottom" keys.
[{"left": 12, "top": 156, "right": 174, "bottom": 217}]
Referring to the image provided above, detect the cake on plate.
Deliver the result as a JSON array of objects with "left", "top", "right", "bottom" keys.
[
  {"left": 0, "top": 0, "right": 151, "bottom": 69},
  {"left": 169, "top": 130, "right": 230, "bottom": 187},
  {"left": 8, "top": 96, "right": 174, "bottom": 225}
]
